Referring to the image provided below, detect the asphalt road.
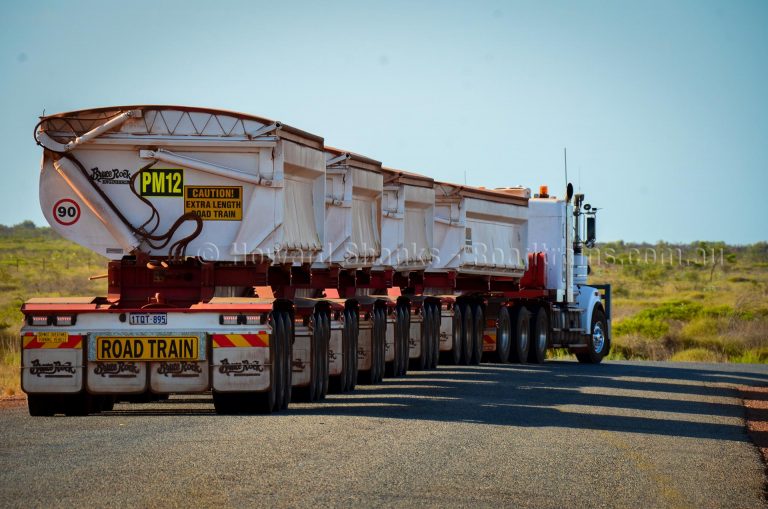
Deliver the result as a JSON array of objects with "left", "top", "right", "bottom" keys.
[{"left": 1, "top": 360, "right": 767, "bottom": 508}]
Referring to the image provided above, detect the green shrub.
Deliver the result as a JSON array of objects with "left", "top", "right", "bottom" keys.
[
  {"left": 614, "top": 316, "right": 669, "bottom": 339},
  {"left": 732, "top": 348, "right": 768, "bottom": 364},
  {"left": 680, "top": 316, "right": 719, "bottom": 340},
  {"left": 670, "top": 348, "right": 724, "bottom": 362}
]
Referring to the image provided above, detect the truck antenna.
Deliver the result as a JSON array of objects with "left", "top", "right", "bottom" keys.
[{"left": 563, "top": 147, "right": 568, "bottom": 190}]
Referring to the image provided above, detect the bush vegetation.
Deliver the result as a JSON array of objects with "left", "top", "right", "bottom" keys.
[
  {"left": 0, "top": 224, "right": 766, "bottom": 395},
  {"left": 583, "top": 240, "right": 768, "bottom": 364}
]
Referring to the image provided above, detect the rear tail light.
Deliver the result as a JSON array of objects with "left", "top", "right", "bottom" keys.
[
  {"left": 55, "top": 315, "right": 76, "bottom": 326},
  {"left": 220, "top": 314, "right": 239, "bottom": 326},
  {"left": 220, "top": 314, "right": 270, "bottom": 326},
  {"left": 29, "top": 315, "right": 50, "bottom": 326}
]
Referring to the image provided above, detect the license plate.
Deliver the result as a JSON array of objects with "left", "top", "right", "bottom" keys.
[
  {"left": 129, "top": 313, "right": 167, "bottom": 326},
  {"left": 95, "top": 336, "right": 198, "bottom": 361},
  {"left": 36, "top": 331, "right": 69, "bottom": 343}
]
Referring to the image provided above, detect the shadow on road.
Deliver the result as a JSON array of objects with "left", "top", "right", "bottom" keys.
[{"left": 103, "top": 361, "right": 768, "bottom": 442}]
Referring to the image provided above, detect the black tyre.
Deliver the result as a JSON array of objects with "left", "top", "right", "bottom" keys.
[
  {"left": 280, "top": 312, "right": 293, "bottom": 409},
  {"left": 509, "top": 306, "right": 531, "bottom": 364},
  {"left": 312, "top": 312, "right": 323, "bottom": 401},
  {"left": 27, "top": 394, "right": 55, "bottom": 416},
  {"left": 272, "top": 311, "right": 286, "bottom": 411},
  {"left": 422, "top": 305, "right": 433, "bottom": 371},
  {"left": 528, "top": 307, "right": 549, "bottom": 364},
  {"left": 576, "top": 307, "right": 609, "bottom": 364},
  {"left": 378, "top": 307, "right": 387, "bottom": 380},
  {"left": 212, "top": 391, "right": 238, "bottom": 415},
  {"left": 320, "top": 311, "right": 331, "bottom": 398},
  {"left": 430, "top": 303, "right": 440, "bottom": 369},
  {"left": 344, "top": 309, "right": 356, "bottom": 391},
  {"left": 238, "top": 310, "right": 279, "bottom": 413},
  {"left": 349, "top": 310, "right": 359, "bottom": 390},
  {"left": 460, "top": 303, "right": 474, "bottom": 365},
  {"left": 399, "top": 305, "right": 410, "bottom": 376},
  {"left": 495, "top": 307, "right": 512, "bottom": 363},
  {"left": 62, "top": 392, "right": 94, "bottom": 416},
  {"left": 471, "top": 305, "right": 484, "bottom": 365}
]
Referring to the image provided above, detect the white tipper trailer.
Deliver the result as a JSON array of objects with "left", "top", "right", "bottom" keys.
[{"left": 21, "top": 105, "right": 611, "bottom": 415}]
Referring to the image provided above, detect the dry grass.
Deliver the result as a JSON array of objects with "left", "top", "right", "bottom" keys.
[{"left": 0, "top": 334, "right": 20, "bottom": 396}]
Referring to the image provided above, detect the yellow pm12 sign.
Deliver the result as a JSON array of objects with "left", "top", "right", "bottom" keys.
[{"left": 140, "top": 169, "right": 183, "bottom": 197}]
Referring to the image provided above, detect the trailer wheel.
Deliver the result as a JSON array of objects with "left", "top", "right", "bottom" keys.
[
  {"left": 509, "top": 306, "right": 531, "bottom": 364},
  {"left": 495, "top": 307, "right": 512, "bottom": 363},
  {"left": 429, "top": 303, "right": 440, "bottom": 369},
  {"left": 471, "top": 305, "right": 484, "bottom": 365},
  {"left": 460, "top": 303, "right": 474, "bottom": 365},
  {"left": 351, "top": 309, "right": 360, "bottom": 389},
  {"left": 320, "top": 311, "right": 331, "bottom": 398},
  {"left": 430, "top": 303, "right": 440, "bottom": 369},
  {"left": 421, "top": 304, "right": 433, "bottom": 371},
  {"left": 280, "top": 312, "right": 293, "bottom": 409},
  {"left": 422, "top": 306, "right": 432, "bottom": 370},
  {"left": 62, "top": 392, "right": 95, "bottom": 416},
  {"left": 344, "top": 308, "right": 360, "bottom": 391},
  {"left": 441, "top": 304, "right": 462, "bottom": 365},
  {"left": 27, "top": 394, "right": 56, "bottom": 416},
  {"left": 101, "top": 395, "right": 115, "bottom": 412},
  {"left": 577, "top": 307, "right": 608, "bottom": 364},
  {"left": 311, "top": 312, "right": 323, "bottom": 401},
  {"left": 399, "top": 305, "right": 410, "bottom": 376},
  {"left": 381, "top": 308, "right": 389, "bottom": 377},
  {"left": 379, "top": 307, "right": 388, "bottom": 380},
  {"left": 528, "top": 307, "right": 548, "bottom": 364},
  {"left": 272, "top": 312, "right": 286, "bottom": 410}
]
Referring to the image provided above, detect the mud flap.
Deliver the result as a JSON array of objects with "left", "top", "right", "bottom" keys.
[
  {"left": 328, "top": 320, "right": 344, "bottom": 377},
  {"left": 291, "top": 324, "right": 312, "bottom": 387},
  {"left": 22, "top": 348, "right": 83, "bottom": 394},
  {"left": 210, "top": 331, "right": 271, "bottom": 392},
  {"left": 357, "top": 318, "right": 373, "bottom": 372},
  {"left": 439, "top": 309, "right": 452, "bottom": 352},
  {"left": 150, "top": 361, "right": 209, "bottom": 393},
  {"left": 408, "top": 315, "right": 423, "bottom": 360}
]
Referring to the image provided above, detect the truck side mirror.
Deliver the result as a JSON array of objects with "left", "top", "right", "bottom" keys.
[{"left": 586, "top": 216, "right": 596, "bottom": 247}]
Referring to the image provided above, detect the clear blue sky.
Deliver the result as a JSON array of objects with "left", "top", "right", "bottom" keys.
[{"left": 1, "top": 0, "right": 766, "bottom": 244}]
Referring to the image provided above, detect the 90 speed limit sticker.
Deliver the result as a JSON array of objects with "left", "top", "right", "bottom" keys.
[{"left": 53, "top": 198, "right": 81, "bottom": 226}]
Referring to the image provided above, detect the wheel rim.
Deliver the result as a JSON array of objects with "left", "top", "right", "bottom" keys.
[
  {"left": 592, "top": 322, "right": 605, "bottom": 353},
  {"left": 519, "top": 323, "right": 529, "bottom": 353},
  {"left": 463, "top": 308, "right": 472, "bottom": 363},
  {"left": 497, "top": 314, "right": 510, "bottom": 355},
  {"left": 536, "top": 324, "right": 547, "bottom": 353}
]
